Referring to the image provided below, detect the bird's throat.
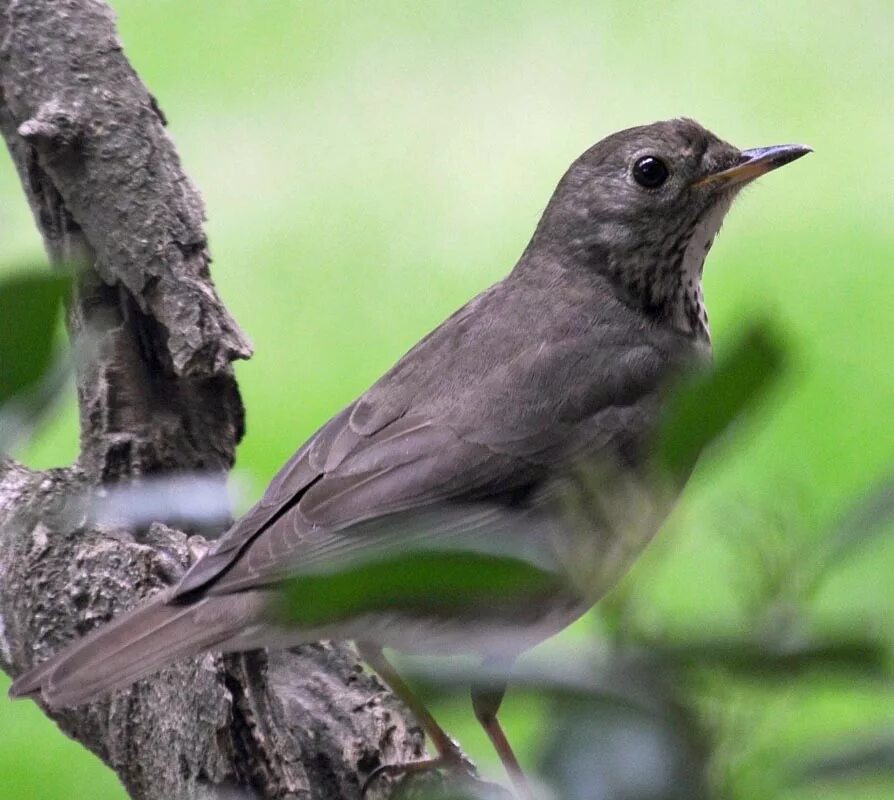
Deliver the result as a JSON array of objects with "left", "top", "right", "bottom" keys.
[{"left": 669, "top": 195, "right": 734, "bottom": 342}]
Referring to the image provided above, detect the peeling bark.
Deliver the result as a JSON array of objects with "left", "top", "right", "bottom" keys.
[{"left": 0, "top": 2, "right": 431, "bottom": 797}]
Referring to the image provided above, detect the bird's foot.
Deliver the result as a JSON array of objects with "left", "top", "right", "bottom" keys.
[{"left": 361, "top": 737, "right": 478, "bottom": 796}]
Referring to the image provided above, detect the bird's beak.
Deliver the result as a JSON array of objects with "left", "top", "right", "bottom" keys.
[{"left": 692, "top": 143, "right": 812, "bottom": 189}]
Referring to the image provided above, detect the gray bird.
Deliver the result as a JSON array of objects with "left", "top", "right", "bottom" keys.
[{"left": 10, "top": 118, "right": 809, "bottom": 797}]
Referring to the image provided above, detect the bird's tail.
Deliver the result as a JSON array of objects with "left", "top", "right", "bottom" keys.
[{"left": 8, "top": 589, "right": 268, "bottom": 709}]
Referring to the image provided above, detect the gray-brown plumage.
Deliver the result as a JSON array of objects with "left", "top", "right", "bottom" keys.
[{"left": 10, "top": 119, "right": 809, "bottom": 790}]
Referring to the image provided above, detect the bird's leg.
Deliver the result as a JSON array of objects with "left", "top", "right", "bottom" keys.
[
  {"left": 471, "top": 681, "right": 534, "bottom": 800},
  {"left": 357, "top": 642, "right": 477, "bottom": 795}
]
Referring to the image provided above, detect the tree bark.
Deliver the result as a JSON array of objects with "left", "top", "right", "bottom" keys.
[{"left": 0, "top": 2, "right": 429, "bottom": 797}]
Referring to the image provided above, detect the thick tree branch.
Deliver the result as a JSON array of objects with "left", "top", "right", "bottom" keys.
[{"left": 0, "top": 2, "right": 428, "bottom": 798}]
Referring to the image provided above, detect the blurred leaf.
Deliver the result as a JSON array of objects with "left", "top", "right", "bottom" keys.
[
  {"left": 90, "top": 472, "right": 245, "bottom": 530},
  {"left": 658, "top": 322, "right": 787, "bottom": 479},
  {"left": 400, "top": 633, "right": 888, "bottom": 713},
  {"left": 648, "top": 636, "right": 889, "bottom": 680},
  {"left": 278, "top": 549, "right": 561, "bottom": 628},
  {"left": 805, "top": 472, "right": 894, "bottom": 591},
  {"left": 0, "top": 271, "right": 70, "bottom": 405},
  {"left": 794, "top": 732, "right": 894, "bottom": 784},
  {"left": 716, "top": 491, "right": 816, "bottom": 626},
  {"left": 829, "top": 473, "right": 894, "bottom": 558},
  {"left": 539, "top": 696, "right": 711, "bottom": 800},
  {"left": 402, "top": 648, "right": 666, "bottom": 718}
]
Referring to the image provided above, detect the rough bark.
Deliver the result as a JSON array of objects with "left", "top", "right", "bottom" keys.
[{"left": 0, "top": 2, "right": 430, "bottom": 798}]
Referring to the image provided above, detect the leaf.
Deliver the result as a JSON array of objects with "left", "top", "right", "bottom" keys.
[
  {"left": 794, "top": 733, "right": 894, "bottom": 783},
  {"left": 830, "top": 473, "right": 894, "bottom": 557},
  {"left": 277, "top": 548, "right": 561, "bottom": 629},
  {"left": 658, "top": 321, "right": 788, "bottom": 480},
  {"left": 0, "top": 271, "right": 70, "bottom": 405},
  {"left": 805, "top": 472, "right": 894, "bottom": 590},
  {"left": 395, "top": 633, "right": 889, "bottom": 708},
  {"left": 649, "top": 635, "right": 889, "bottom": 679}
]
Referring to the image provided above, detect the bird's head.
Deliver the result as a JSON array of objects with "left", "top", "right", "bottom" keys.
[{"left": 527, "top": 118, "right": 810, "bottom": 339}]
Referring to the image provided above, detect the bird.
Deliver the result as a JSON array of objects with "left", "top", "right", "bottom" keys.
[{"left": 9, "top": 118, "right": 810, "bottom": 798}]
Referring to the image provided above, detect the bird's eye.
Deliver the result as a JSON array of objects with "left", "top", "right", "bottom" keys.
[{"left": 632, "top": 156, "right": 669, "bottom": 188}]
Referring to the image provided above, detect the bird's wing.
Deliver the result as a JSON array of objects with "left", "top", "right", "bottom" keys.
[
  {"left": 173, "top": 403, "right": 546, "bottom": 598},
  {"left": 201, "top": 404, "right": 661, "bottom": 599},
  {"left": 173, "top": 283, "right": 679, "bottom": 600}
]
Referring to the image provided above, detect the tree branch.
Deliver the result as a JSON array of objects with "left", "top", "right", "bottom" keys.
[{"left": 0, "top": 2, "right": 427, "bottom": 797}]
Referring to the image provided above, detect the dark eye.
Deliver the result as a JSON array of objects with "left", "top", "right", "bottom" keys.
[{"left": 632, "top": 156, "right": 669, "bottom": 188}]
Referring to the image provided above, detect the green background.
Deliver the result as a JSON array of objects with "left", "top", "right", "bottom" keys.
[{"left": 1, "top": 1, "right": 892, "bottom": 797}]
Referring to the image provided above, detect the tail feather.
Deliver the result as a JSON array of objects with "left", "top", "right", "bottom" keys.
[{"left": 8, "top": 589, "right": 268, "bottom": 708}]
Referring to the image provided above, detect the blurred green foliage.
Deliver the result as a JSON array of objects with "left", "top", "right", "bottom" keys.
[
  {"left": 0, "top": 272, "right": 69, "bottom": 404},
  {"left": 279, "top": 550, "right": 560, "bottom": 628},
  {"left": 1, "top": 1, "right": 892, "bottom": 798},
  {"left": 658, "top": 322, "right": 787, "bottom": 481}
]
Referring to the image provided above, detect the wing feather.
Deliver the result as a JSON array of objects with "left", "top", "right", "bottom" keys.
[{"left": 173, "top": 289, "right": 680, "bottom": 601}]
